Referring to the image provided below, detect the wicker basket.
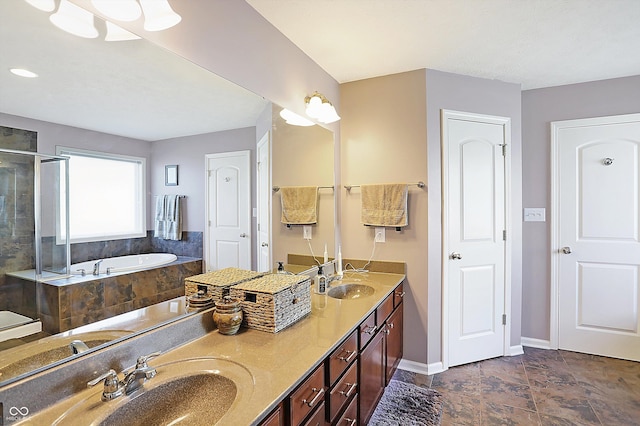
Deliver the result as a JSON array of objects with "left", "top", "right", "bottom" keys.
[
  {"left": 229, "top": 274, "right": 311, "bottom": 333},
  {"left": 185, "top": 268, "right": 265, "bottom": 305}
]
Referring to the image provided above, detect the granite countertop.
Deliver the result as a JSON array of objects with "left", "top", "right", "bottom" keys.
[{"left": 18, "top": 270, "right": 404, "bottom": 425}]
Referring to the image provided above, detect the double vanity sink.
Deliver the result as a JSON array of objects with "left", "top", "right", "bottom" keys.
[{"left": 7, "top": 270, "right": 404, "bottom": 425}]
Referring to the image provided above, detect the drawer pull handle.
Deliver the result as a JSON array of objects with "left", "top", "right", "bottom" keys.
[
  {"left": 363, "top": 325, "right": 377, "bottom": 335},
  {"left": 337, "top": 349, "right": 356, "bottom": 363},
  {"left": 339, "top": 382, "right": 357, "bottom": 398},
  {"left": 395, "top": 291, "right": 406, "bottom": 298},
  {"left": 302, "top": 386, "right": 324, "bottom": 407},
  {"left": 388, "top": 322, "right": 394, "bottom": 329},
  {"left": 344, "top": 418, "right": 356, "bottom": 426}
]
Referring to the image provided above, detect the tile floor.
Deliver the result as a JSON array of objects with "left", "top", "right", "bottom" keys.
[{"left": 392, "top": 347, "right": 640, "bottom": 425}]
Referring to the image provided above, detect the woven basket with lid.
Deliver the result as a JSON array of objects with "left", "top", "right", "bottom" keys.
[
  {"left": 229, "top": 273, "right": 311, "bottom": 333},
  {"left": 185, "top": 267, "right": 265, "bottom": 304}
]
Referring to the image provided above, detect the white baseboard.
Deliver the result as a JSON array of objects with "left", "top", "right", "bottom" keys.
[
  {"left": 509, "top": 345, "right": 524, "bottom": 356},
  {"left": 521, "top": 337, "right": 551, "bottom": 349},
  {"left": 398, "top": 359, "right": 446, "bottom": 376}
]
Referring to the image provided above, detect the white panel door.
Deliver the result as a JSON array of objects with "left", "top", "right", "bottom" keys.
[
  {"left": 554, "top": 114, "right": 640, "bottom": 361},
  {"left": 206, "top": 151, "right": 251, "bottom": 271},
  {"left": 256, "top": 132, "right": 272, "bottom": 273},
  {"left": 443, "top": 110, "right": 509, "bottom": 367}
]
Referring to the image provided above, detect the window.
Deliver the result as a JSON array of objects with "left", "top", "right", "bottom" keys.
[{"left": 57, "top": 147, "right": 146, "bottom": 243}]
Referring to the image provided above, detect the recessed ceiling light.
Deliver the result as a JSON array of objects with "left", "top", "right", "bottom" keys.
[{"left": 10, "top": 68, "right": 38, "bottom": 78}]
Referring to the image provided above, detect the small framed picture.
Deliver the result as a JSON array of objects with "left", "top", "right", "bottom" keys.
[{"left": 165, "top": 165, "right": 178, "bottom": 186}]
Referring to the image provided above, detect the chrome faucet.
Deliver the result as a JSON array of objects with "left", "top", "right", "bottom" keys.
[
  {"left": 122, "top": 352, "right": 160, "bottom": 394},
  {"left": 92, "top": 259, "right": 103, "bottom": 276},
  {"left": 87, "top": 352, "right": 160, "bottom": 401},
  {"left": 69, "top": 339, "right": 90, "bottom": 354}
]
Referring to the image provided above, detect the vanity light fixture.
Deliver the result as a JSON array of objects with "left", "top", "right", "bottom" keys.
[
  {"left": 105, "top": 21, "right": 141, "bottom": 41},
  {"left": 91, "top": 0, "right": 142, "bottom": 22},
  {"left": 139, "top": 0, "right": 182, "bottom": 31},
  {"left": 280, "top": 108, "right": 315, "bottom": 127},
  {"left": 10, "top": 68, "right": 39, "bottom": 78},
  {"left": 50, "top": 0, "right": 99, "bottom": 39},
  {"left": 24, "top": 0, "right": 55, "bottom": 12},
  {"left": 304, "top": 92, "right": 340, "bottom": 124}
]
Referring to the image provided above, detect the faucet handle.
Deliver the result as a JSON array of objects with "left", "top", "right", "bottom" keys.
[
  {"left": 135, "top": 351, "right": 161, "bottom": 369},
  {"left": 88, "top": 369, "right": 125, "bottom": 401}
]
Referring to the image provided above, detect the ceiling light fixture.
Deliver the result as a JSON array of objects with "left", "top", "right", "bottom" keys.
[
  {"left": 105, "top": 21, "right": 141, "bottom": 41},
  {"left": 24, "top": 0, "right": 55, "bottom": 12},
  {"left": 280, "top": 109, "right": 315, "bottom": 126},
  {"left": 50, "top": 0, "right": 99, "bottom": 39},
  {"left": 10, "top": 68, "right": 38, "bottom": 78},
  {"left": 304, "top": 91, "right": 340, "bottom": 124},
  {"left": 139, "top": 0, "right": 181, "bottom": 31},
  {"left": 91, "top": 0, "right": 142, "bottom": 22}
]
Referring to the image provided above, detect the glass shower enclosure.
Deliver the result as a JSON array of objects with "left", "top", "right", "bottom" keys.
[{"left": 0, "top": 148, "right": 69, "bottom": 340}]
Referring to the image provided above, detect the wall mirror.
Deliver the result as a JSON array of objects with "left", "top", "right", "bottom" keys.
[{"left": 0, "top": 0, "right": 335, "bottom": 386}]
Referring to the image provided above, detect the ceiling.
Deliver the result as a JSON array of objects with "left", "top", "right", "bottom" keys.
[
  {"left": 0, "top": 1, "right": 268, "bottom": 141},
  {"left": 246, "top": 0, "right": 640, "bottom": 90}
]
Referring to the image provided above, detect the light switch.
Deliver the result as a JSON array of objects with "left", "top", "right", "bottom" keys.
[{"left": 524, "top": 208, "right": 545, "bottom": 222}]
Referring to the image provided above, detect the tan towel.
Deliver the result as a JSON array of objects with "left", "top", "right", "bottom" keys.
[
  {"left": 361, "top": 183, "right": 408, "bottom": 227},
  {"left": 280, "top": 186, "right": 318, "bottom": 224}
]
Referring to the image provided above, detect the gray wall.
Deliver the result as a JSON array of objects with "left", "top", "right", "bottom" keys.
[
  {"left": 521, "top": 75, "right": 640, "bottom": 341},
  {"left": 425, "top": 69, "right": 523, "bottom": 363}
]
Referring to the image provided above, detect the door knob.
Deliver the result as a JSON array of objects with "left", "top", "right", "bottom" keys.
[
  {"left": 240, "top": 233, "right": 248, "bottom": 238},
  {"left": 261, "top": 242, "right": 268, "bottom": 247},
  {"left": 561, "top": 246, "right": 572, "bottom": 254},
  {"left": 450, "top": 252, "right": 462, "bottom": 260}
]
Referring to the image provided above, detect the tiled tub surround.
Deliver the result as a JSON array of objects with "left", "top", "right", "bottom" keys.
[
  {"left": 4, "top": 269, "right": 405, "bottom": 425},
  {"left": 12, "top": 257, "right": 202, "bottom": 334}
]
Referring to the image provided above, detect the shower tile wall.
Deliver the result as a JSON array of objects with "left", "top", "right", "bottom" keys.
[{"left": 0, "top": 126, "right": 37, "bottom": 317}]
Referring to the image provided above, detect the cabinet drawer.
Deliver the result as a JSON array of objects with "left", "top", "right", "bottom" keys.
[
  {"left": 328, "top": 330, "right": 358, "bottom": 385},
  {"left": 301, "top": 400, "right": 326, "bottom": 426},
  {"left": 290, "top": 363, "right": 326, "bottom": 425},
  {"left": 334, "top": 390, "right": 358, "bottom": 426},
  {"left": 377, "top": 292, "right": 394, "bottom": 324},
  {"left": 393, "top": 283, "right": 405, "bottom": 307},
  {"left": 260, "top": 404, "right": 283, "bottom": 426},
  {"left": 359, "top": 310, "right": 377, "bottom": 350},
  {"left": 328, "top": 360, "right": 358, "bottom": 423}
]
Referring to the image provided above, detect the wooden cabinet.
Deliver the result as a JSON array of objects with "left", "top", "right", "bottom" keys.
[
  {"left": 260, "top": 281, "right": 404, "bottom": 426},
  {"left": 328, "top": 330, "right": 358, "bottom": 385},
  {"left": 328, "top": 360, "right": 358, "bottom": 423},
  {"left": 262, "top": 404, "right": 284, "bottom": 426},
  {"left": 385, "top": 302, "right": 403, "bottom": 384},
  {"left": 334, "top": 394, "right": 358, "bottom": 426},
  {"left": 289, "top": 363, "right": 326, "bottom": 425},
  {"left": 358, "top": 328, "right": 385, "bottom": 425},
  {"left": 301, "top": 401, "right": 327, "bottom": 426}
]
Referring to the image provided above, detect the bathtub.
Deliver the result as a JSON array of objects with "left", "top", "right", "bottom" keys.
[{"left": 71, "top": 253, "right": 178, "bottom": 275}]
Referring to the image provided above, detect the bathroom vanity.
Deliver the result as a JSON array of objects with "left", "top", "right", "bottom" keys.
[{"left": 2, "top": 267, "right": 404, "bottom": 425}]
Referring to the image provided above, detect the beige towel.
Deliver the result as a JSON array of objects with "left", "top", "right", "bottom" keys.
[
  {"left": 361, "top": 183, "right": 408, "bottom": 227},
  {"left": 280, "top": 186, "right": 318, "bottom": 224}
]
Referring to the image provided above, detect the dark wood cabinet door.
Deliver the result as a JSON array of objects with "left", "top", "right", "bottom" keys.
[
  {"left": 385, "top": 303, "right": 403, "bottom": 384},
  {"left": 358, "top": 329, "right": 385, "bottom": 425}
]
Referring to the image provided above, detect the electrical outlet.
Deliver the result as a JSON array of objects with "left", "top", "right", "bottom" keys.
[
  {"left": 303, "top": 225, "right": 312, "bottom": 240},
  {"left": 375, "top": 227, "right": 385, "bottom": 243}
]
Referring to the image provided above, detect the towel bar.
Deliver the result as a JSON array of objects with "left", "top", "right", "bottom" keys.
[
  {"left": 344, "top": 181, "right": 425, "bottom": 191},
  {"left": 273, "top": 186, "right": 334, "bottom": 193}
]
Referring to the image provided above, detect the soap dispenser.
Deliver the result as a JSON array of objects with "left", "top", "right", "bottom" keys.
[
  {"left": 277, "top": 261, "right": 286, "bottom": 274},
  {"left": 314, "top": 266, "right": 327, "bottom": 294}
]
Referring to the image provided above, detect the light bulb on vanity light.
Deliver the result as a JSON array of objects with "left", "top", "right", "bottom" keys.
[
  {"left": 50, "top": 0, "right": 99, "bottom": 39},
  {"left": 139, "top": 0, "right": 182, "bottom": 31},
  {"left": 24, "top": 0, "right": 55, "bottom": 12}
]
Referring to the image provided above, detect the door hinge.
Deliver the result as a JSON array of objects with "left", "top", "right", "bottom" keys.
[
  {"left": 500, "top": 144, "right": 507, "bottom": 156},
  {"left": 502, "top": 230, "right": 506, "bottom": 241},
  {"left": 502, "top": 314, "right": 507, "bottom": 325}
]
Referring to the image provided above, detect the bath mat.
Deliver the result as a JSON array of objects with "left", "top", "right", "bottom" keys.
[{"left": 368, "top": 379, "right": 443, "bottom": 426}]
